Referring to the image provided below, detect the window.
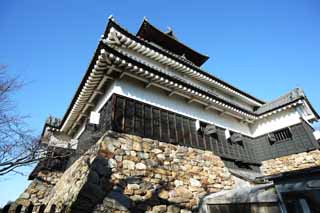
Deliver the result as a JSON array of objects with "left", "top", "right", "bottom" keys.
[{"left": 269, "top": 128, "right": 292, "bottom": 142}]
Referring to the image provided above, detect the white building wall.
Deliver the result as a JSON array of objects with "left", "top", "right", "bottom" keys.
[
  {"left": 251, "top": 109, "right": 302, "bottom": 137},
  {"left": 74, "top": 80, "right": 118, "bottom": 139},
  {"left": 117, "top": 46, "right": 256, "bottom": 111},
  {"left": 115, "top": 78, "right": 252, "bottom": 136},
  {"left": 74, "top": 78, "right": 253, "bottom": 138},
  {"left": 74, "top": 77, "right": 309, "bottom": 139}
]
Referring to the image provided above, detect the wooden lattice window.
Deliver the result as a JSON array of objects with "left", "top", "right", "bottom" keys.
[{"left": 270, "top": 128, "right": 292, "bottom": 143}]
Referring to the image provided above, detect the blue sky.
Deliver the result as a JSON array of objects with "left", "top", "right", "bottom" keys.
[{"left": 1, "top": 0, "right": 320, "bottom": 206}]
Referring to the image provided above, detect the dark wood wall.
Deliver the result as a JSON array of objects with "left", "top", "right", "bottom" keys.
[
  {"left": 251, "top": 121, "right": 319, "bottom": 161},
  {"left": 75, "top": 94, "right": 319, "bottom": 171},
  {"left": 110, "top": 94, "right": 259, "bottom": 166}
]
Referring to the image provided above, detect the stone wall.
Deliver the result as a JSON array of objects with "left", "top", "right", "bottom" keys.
[
  {"left": 44, "top": 143, "right": 101, "bottom": 211},
  {"left": 16, "top": 171, "right": 62, "bottom": 207},
  {"left": 42, "top": 131, "right": 235, "bottom": 212},
  {"left": 261, "top": 150, "right": 320, "bottom": 176}
]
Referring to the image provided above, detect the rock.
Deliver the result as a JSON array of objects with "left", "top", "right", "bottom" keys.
[
  {"left": 189, "top": 178, "right": 202, "bottom": 187},
  {"left": 123, "top": 160, "right": 135, "bottom": 170},
  {"left": 152, "top": 205, "right": 167, "bottom": 212},
  {"left": 137, "top": 152, "right": 150, "bottom": 159},
  {"left": 144, "top": 190, "right": 153, "bottom": 199},
  {"left": 167, "top": 205, "right": 180, "bottom": 213},
  {"left": 135, "top": 163, "right": 147, "bottom": 170},
  {"left": 188, "top": 186, "right": 203, "bottom": 192},
  {"left": 134, "top": 189, "right": 145, "bottom": 195},
  {"left": 145, "top": 159, "right": 159, "bottom": 167},
  {"left": 108, "top": 159, "right": 117, "bottom": 168},
  {"left": 131, "top": 170, "right": 147, "bottom": 176},
  {"left": 180, "top": 209, "right": 192, "bottom": 213},
  {"left": 140, "top": 182, "right": 153, "bottom": 191},
  {"left": 157, "top": 154, "right": 166, "bottom": 160},
  {"left": 107, "top": 143, "right": 116, "bottom": 153},
  {"left": 20, "top": 192, "right": 30, "bottom": 199},
  {"left": 177, "top": 146, "right": 188, "bottom": 153},
  {"left": 142, "top": 142, "right": 152, "bottom": 151},
  {"left": 154, "top": 168, "right": 167, "bottom": 175},
  {"left": 27, "top": 187, "right": 38, "bottom": 194},
  {"left": 133, "top": 142, "right": 143, "bottom": 151},
  {"left": 305, "top": 155, "right": 314, "bottom": 162},
  {"left": 35, "top": 184, "right": 47, "bottom": 191},
  {"left": 124, "top": 188, "right": 134, "bottom": 195},
  {"left": 115, "top": 155, "right": 123, "bottom": 162},
  {"left": 37, "top": 190, "right": 45, "bottom": 197},
  {"left": 168, "top": 197, "right": 190, "bottom": 203},
  {"left": 155, "top": 174, "right": 162, "bottom": 179},
  {"left": 16, "top": 199, "right": 31, "bottom": 206},
  {"left": 130, "top": 151, "right": 137, "bottom": 157},
  {"left": 158, "top": 190, "right": 169, "bottom": 199},
  {"left": 174, "top": 180, "right": 184, "bottom": 187},
  {"left": 121, "top": 143, "right": 131, "bottom": 151},
  {"left": 152, "top": 149, "right": 163, "bottom": 154},
  {"left": 175, "top": 187, "right": 193, "bottom": 199},
  {"left": 213, "top": 184, "right": 223, "bottom": 189},
  {"left": 164, "top": 161, "right": 170, "bottom": 166},
  {"left": 127, "top": 184, "right": 140, "bottom": 190},
  {"left": 191, "top": 166, "right": 202, "bottom": 173},
  {"left": 130, "top": 195, "right": 144, "bottom": 201}
]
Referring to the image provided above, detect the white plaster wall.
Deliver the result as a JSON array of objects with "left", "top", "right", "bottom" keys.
[
  {"left": 112, "top": 78, "right": 253, "bottom": 136},
  {"left": 251, "top": 109, "right": 302, "bottom": 137},
  {"left": 74, "top": 77, "right": 309, "bottom": 139},
  {"left": 117, "top": 46, "right": 256, "bottom": 111},
  {"left": 74, "top": 81, "right": 118, "bottom": 139}
]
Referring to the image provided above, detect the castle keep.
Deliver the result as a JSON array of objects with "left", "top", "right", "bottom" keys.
[{"left": 14, "top": 17, "right": 320, "bottom": 212}]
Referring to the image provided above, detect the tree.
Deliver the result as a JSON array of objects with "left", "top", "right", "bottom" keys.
[{"left": 0, "top": 65, "right": 40, "bottom": 176}]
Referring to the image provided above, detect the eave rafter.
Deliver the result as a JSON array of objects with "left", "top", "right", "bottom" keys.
[
  {"left": 60, "top": 48, "right": 114, "bottom": 134},
  {"left": 61, "top": 44, "right": 308, "bottom": 136},
  {"left": 103, "top": 26, "right": 264, "bottom": 107},
  {"left": 102, "top": 48, "right": 257, "bottom": 120}
]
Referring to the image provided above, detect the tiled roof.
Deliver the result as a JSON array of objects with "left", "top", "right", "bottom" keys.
[{"left": 255, "top": 88, "right": 305, "bottom": 114}]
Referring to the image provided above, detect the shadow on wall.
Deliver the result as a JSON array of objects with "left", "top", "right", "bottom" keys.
[
  {"left": 70, "top": 156, "right": 112, "bottom": 213},
  {"left": 70, "top": 155, "right": 193, "bottom": 213}
]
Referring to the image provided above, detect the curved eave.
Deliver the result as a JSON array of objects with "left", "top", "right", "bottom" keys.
[
  {"left": 303, "top": 96, "right": 320, "bottom": 121},
  {"left": 59, "top": 40, "right": 318, "bottom": 135},
  {"left": 257, "top": 97, "right": 319, "bottom": 122},
  {"left": 59, "top": 20, "right": 115, "bottom": 132},
  {"left": 59, "top": 42, "right": 109, "bottom": 132},
  {"left": 58, "top": 18, "right": 318, "bottom": 135},
  {"left": 106, "top": 19, "right": 265, "bottom": 106},
  {"left": 103, "top": 45, "right": 256, "bottom": 117}
]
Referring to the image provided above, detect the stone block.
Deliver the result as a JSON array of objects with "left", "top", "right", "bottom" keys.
[
  {"left": 167, "top": 205, "right": 180, "bottom": 213},
  {"left": 135, "top": 163, "right": 147, "bottom": 170},
  {"left": 137, "top": 152, "right": 150, "bottom": 159},
  {"left": 152, "top": 149, "right": 163, "bottom": 154},
  {"left": 132, "top": 142, "right": 143, "bottom": 151},
  {"left": 122, "top": 160, "right": 135, "bottom": 170},
  {"left": 175, "top": 187, "right": 193, "bottom": 199},
  {"left": 189, "top": 178, "right": 202, "bottom": 187},
  {"left": 158, "top": 190, "right": 169, "bottom": 199},
  {"left": 152, "top": 205, "right": 167, "bottom": 213},
  {"left": 157, "top": 154, "right": 166, "bottom": 160},
  {"left": 168, "top": 197, "right": 190, "bottom": 203},
  {"left": 127, "top": 184, "right": 140, "bottom": 190},
  {"left": 20, "top": 193, "right": 30, "bottom": 199}
]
